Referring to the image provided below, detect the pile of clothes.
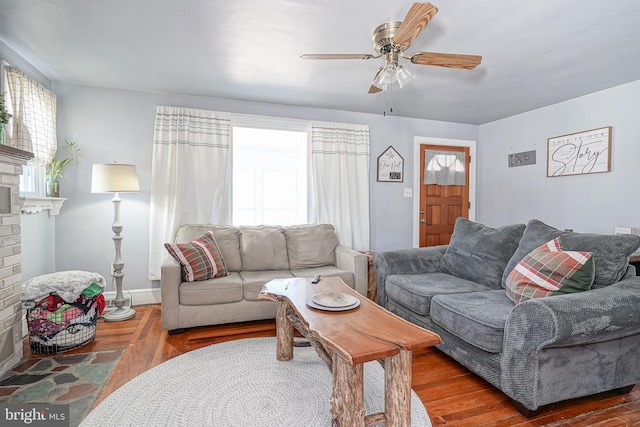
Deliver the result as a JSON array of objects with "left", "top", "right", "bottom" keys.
[{"left": 22, "top": 271, "right": 107, "bottom": 353}]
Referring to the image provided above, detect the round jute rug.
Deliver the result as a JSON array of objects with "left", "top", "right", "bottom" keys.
[{"left": 81, "top": 337, "right": 432, "bottom": 427}]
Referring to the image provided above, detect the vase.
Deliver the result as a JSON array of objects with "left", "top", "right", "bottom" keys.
[
  {"left": 46, "top": 177, "right": 60, "bottom": 197},
  {"left": 0, "top": 124, "right": 5, "bottom": 145}
]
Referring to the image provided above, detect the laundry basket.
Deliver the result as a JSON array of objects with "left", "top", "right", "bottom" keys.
[
  {"left": 23, "top": 271, "right": 106, "bottom": 354},
  {"left": 26, "top": 294, "right": 104, "bottom": 354}
]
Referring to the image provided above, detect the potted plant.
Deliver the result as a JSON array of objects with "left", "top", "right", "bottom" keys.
[
  {"left": 45, "top": 139, "right": 81, "bottom": 197},
  {"left": 0, "top": 92, "right": 11, "bottom": 145}
]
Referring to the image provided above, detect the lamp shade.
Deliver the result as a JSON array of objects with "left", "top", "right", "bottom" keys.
[{"left": 91, "top": 163, "right": 140, "bottom": 193}]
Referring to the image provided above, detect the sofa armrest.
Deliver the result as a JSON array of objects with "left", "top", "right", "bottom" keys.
[
  {"left": 335, "top": 245, "right": 368, "bottom": 297},
  {"left": 373, "top": 245, "right": 448, "bottom": 306},
  {"left": 501, "top": 276, "right": 640, "bottom": 408},
  {"left": 160, "top": 256, "right": 182, "bottom": 331}
]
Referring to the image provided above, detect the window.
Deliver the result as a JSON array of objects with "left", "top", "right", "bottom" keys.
[
  {"left": 149, "top": 108, "right": 370, "bottom": 280},
  {"left": 424, "top": 150, "right": 466, "bottom": 186},
  {"left": 232, "top": 125, "right": 309, "bottom": 226},
  {"left": 2, "top": 62, "right": 57, "bottom": 197},
  {"left": 19, "top": 165, "right": 44, "bottom": 197}
]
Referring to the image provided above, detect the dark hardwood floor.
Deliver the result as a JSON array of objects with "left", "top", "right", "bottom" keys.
[{"left": 23, "top": 305, "right": 640, "bottom": 426}]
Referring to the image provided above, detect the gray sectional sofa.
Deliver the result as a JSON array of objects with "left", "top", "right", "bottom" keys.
[
  {"left": 161, "top": 223, "right": 368, "bottom": 333},
  {"left": 374, "top": 218, "right": 640, "bottom": 415}
]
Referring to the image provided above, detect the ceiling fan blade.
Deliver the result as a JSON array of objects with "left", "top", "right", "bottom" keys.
[
  {"left": 393, "top": 2, "right": 438, "bottom": 48},
  {"left": 300, "top": 54, "right": 375, "bottom": 60},
  {"left": 368, "top": 68, "right": 383, "bottom": 94},
  {"left": 410, "top": 52, "right": 482, "bottom": 69}
]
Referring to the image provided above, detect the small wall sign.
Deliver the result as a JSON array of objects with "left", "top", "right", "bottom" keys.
[
  {"left": 377, "top": 146, "right": 404, "bottom": 182},
  {"left": 547, "top": 126, "right": 611, "bottom": 177}
]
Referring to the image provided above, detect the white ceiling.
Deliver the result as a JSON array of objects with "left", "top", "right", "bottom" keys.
[{"left": 1, "top": 0, "right": 640, "bottom": 125}]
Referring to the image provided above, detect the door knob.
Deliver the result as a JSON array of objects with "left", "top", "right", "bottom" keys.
[{"left": 420, "top": 219, "right": 426, "bottom": 223}]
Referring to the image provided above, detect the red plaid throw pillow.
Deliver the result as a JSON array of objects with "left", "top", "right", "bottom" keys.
[
  {"left": 506, "top": 237, "right": 594, "bottom": 303},
  {"left": 165, "top": 231, "right": 229, "bottom": 282}
]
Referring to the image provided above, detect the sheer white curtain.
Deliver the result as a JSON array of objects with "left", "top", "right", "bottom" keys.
[
  {"left": 310, "top": 121, "right": 370, "bottom": 250},
  {"left": 424, "top": 150, "right": 466, "bottom": 185},
  {"left": 148, "top": 106, "right": 232, "bottom": 280},
  {"left": 4, "top": 65, "right": 57, "bottom": 164}
]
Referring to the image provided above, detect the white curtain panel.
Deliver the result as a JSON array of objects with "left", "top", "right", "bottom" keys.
[
  {"left": 4, "top": 66, "right": 57, "bottom": 164},
  {"left": 148, "top": 106, "right": 232, "bottom": 280},
  {"left": 310, "top": 121, "right": 370, "bottom": 250}
]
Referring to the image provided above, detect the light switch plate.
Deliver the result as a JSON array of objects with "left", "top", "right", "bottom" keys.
[{"left": 403, "top": 188, "right": 412, "bottom": 197}]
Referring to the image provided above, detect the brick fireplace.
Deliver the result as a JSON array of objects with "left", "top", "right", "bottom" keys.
[{"left": 0, "top": 144, "right": 33, "bottom": 377}]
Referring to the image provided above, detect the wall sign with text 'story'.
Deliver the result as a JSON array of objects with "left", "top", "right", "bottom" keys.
[
  {"left": 377, "top": 145, "right": 404, "bottom": 182},
  {"left": 547, "top": 126, "right": 611, "bottom": 177}
]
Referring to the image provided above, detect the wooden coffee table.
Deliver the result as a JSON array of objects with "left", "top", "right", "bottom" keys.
[{"left": 259, "top": 276, "right": 440, "bottom": 427}]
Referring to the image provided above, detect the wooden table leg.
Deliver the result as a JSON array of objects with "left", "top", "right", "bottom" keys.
[
  {"left": 331, "top": 354, "right": 364, "bottom": 427},
  {"left": 385, "top": 349, "right": 412, "bottom": 427},
  {"left": 275, "top": 301, "right": 294, "bottom": 361}
]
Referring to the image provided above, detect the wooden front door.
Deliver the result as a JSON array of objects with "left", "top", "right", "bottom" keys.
[{"left": 419, "top": 144, "right": 470, "bottom": 247}]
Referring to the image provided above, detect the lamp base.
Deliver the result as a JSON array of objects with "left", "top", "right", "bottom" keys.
[{"left": 103, "top": 307, "right": 136, "bottom": 322}]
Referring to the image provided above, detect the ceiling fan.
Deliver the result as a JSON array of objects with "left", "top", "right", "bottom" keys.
[{"left": 301, "top": 2, "right": 482, "bottom": 94}]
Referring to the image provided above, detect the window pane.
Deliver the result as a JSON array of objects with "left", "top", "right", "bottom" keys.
[
  {"left": 233, "top": 210, "right": 256, "bottom": 226},
  {"left": 233, "top": 170, "right": 256, "bottom": 209},
  {"left": 232, "top": 126, "right": 307, "bottom": 226},
  {"left": 263, "top": 210, "right": 297, "bottom": 225},
  {"left": 263, "top": 170, "right": 297, "bottom": 209},
  {"left": 19, "top": 165, "right": 45, "bottom": 196}
]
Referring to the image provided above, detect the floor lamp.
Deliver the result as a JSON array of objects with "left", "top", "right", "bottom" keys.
[{"left": 91, "top": 163, "right": 140, "bottom": 322}]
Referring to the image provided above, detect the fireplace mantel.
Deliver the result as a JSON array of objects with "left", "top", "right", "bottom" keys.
[
  {"left": 0, "top": 144, "right": 33, "bottom": 161},
  {"left": 20, "top": 196, "right": 67, "bottom": 216}
]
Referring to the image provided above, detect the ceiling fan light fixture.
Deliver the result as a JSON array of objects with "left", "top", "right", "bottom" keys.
[
  {"left": 372, "top": 66, "right": 390, "bottom": 91},
  {"left": 396, "top": 65, "right": 415, "bottom": 88},
  {"left": 372, "top": 63, "right": 413, "bottom": 91}
]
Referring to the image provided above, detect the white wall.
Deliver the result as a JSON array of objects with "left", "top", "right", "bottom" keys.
[
  {"left": 52, "top": 83, "right": 478, "bottom": 293},
  {"left": 21, "top": 213, "right": 56, "bottom": 281},
  {"left": 477, "top": 80, "right": 640, "bottom": 234}
]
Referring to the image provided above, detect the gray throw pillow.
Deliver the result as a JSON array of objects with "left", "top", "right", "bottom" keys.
[
  {"left": 440, "top": 218, "right": 526, "bottom": 289},
  {"left": 501, "top": 219, "right": 640, "bottom": 288}
]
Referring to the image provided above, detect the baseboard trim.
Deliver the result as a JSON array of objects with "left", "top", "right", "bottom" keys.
[{"left": 102, "top": 288, "right": 161, "bottom": 307}]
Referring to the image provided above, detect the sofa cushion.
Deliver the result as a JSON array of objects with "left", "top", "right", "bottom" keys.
[
  {"left": 285, "top": 224, "right": 339, "bottom": 269},
  {"left": 239, "top": 270, "right": 294, "bottom": 301},
  {"left": 208, "top": 226, "right": 242, "bottom": 272},
  {"left": 175, "top": 225, "right": 242, "bottom": 272},
  {"left": 179, "top": 272, "right": 243, "bottom": 305},
  {"left": 505, "top": 237, "right": 595, "bottom": 304},
  {"left": 174, "top": 224, "right": 216, "bottom": 243},
  {"left": 165, "top": 231, "right": 229, "bottom": 282},
  {"left": 290, "top": 266, "right": 355, "bottom": 289},
  {"left": 502, "top": 219, "right": 640, "bottom": 289},
  {"left": 239, "top": 226, "right": 289, "bottom": 271},
  {"left": 431, "top": 290, "right": 514, "bottom": 353},
  {"left": 386, "top": 272, "right": 493, "bottom": 316},
  {"left": 440, "top": 218, "right": 526, "bottom": 289}
]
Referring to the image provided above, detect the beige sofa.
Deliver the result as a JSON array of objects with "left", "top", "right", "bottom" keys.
[{"left": 161, "top": 223, "right": 368, "bottom": 333}]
